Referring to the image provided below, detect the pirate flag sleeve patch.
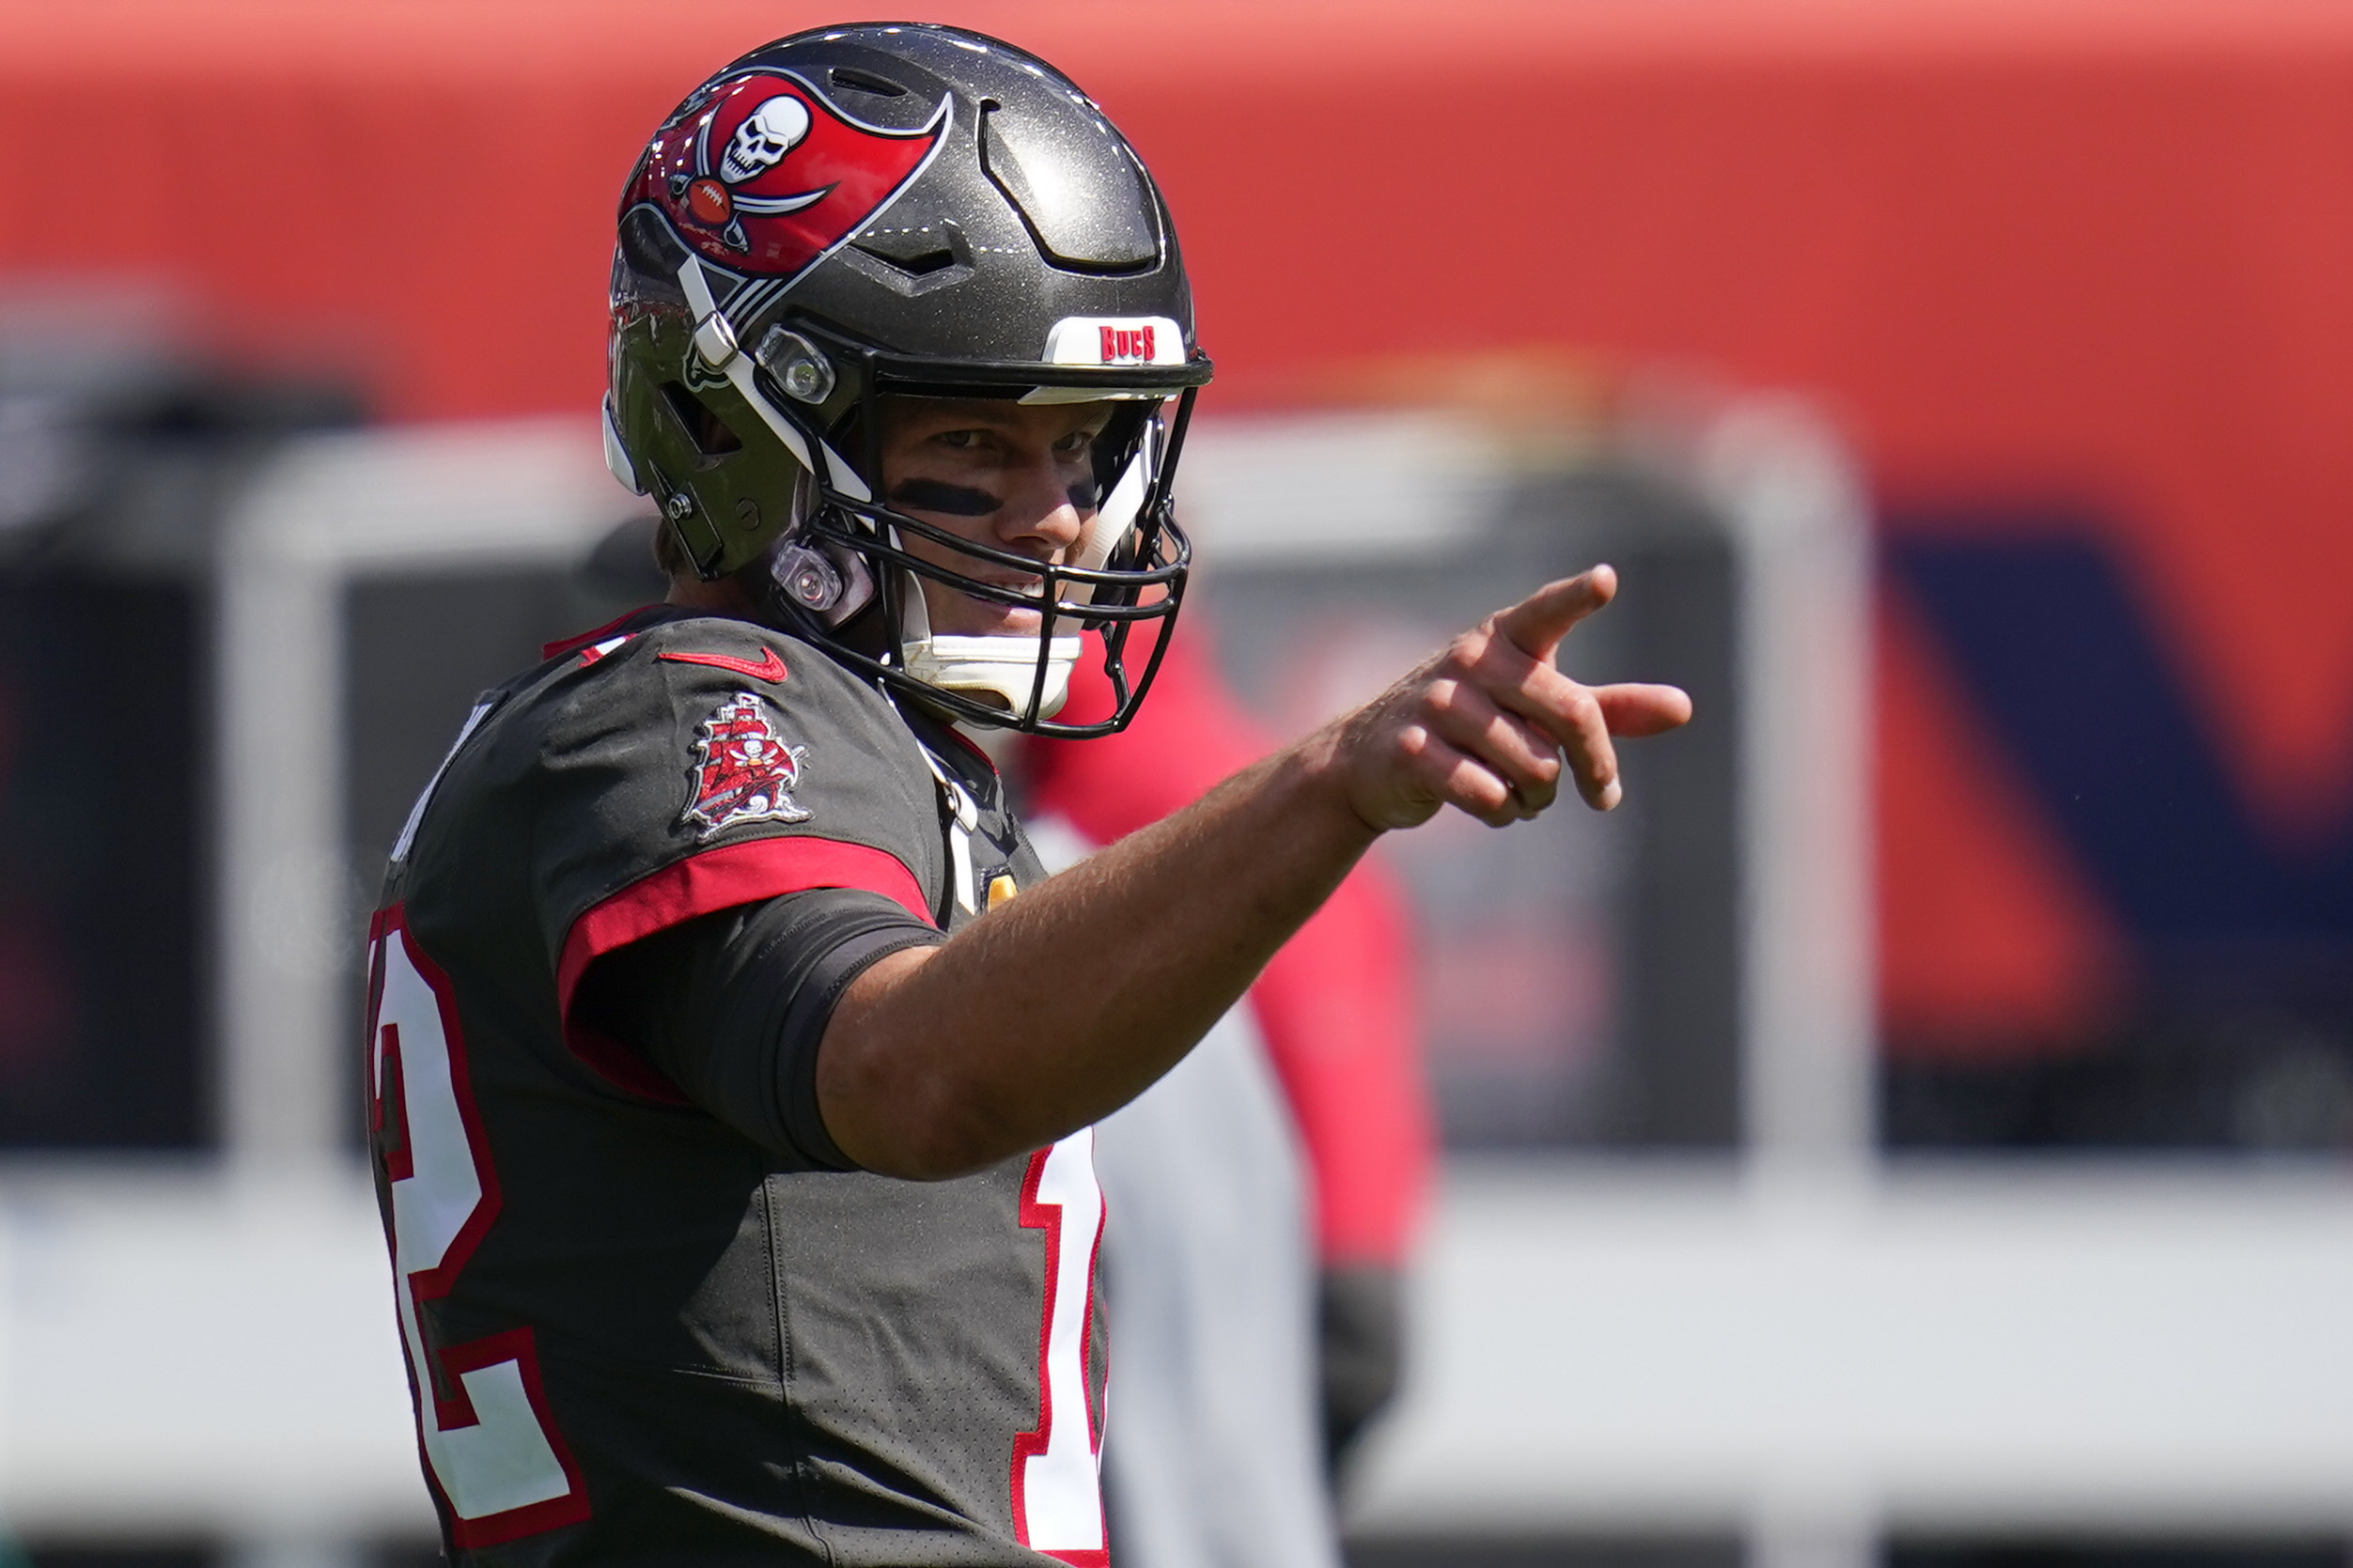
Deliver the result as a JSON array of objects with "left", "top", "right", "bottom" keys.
[
  {"left": 678, "top": 689, "right": 814, "bottom": 837},
  {"left": 523, "top": 618, "right": 946, "bottom": 1099}
]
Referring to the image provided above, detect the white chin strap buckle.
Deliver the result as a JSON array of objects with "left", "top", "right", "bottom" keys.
[{"left": 904, "top": 633, "right": 1083, "bottom": 721}]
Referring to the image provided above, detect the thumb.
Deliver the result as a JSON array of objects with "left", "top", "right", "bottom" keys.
[{"left": 1493, "top": 565, "right": 1617, "bottom": 664}]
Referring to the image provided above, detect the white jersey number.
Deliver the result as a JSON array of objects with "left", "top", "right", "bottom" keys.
[
  {"left": 1010, "top": 1128, "right": 1109, "bottom": 1564},
  {"left": 367, "top": 908, "right": 589, "bottom": 1547}
]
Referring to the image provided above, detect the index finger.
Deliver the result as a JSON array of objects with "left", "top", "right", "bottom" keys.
[{"left": 1493, "top": 565, "right": 1617, "bottom": 664}]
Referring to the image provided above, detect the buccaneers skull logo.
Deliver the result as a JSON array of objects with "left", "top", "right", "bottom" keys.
[
  {"left": 631, "top": 70, "right": 948, "bottom": 279},
  {"left": 682, "top": 691, "right": 812, "bottom": 838}
]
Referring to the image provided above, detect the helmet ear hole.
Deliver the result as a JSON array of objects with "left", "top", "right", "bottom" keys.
[{"left": 658, "top": 382, "right": 746, "bottom": 459}]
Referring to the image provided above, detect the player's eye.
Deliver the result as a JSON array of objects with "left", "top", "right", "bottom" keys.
[
  {"left": 1052, "top": 427, "right": 1099, "bottom": 458},
  {"left": 934, "top": 428, "right": 983, "bottom": 450}
]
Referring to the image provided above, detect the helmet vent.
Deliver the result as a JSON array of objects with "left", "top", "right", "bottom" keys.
[
  {"left": 979, "top": 99, "right": 1161, "bottom": 274},
  {"left": 856, "top": 242, "right": 958, "bottom": 278},
  {"left": 658, "top": 382, "right": 744, "bottom": 459},
  {"left": 849, "top": 217, "right": 975, "bottom": 294},
  {"left": 830, "top": 66, "right": 908, "bottom": 99}
]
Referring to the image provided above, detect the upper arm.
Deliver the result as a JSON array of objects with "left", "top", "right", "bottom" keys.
[
  {"left": 524, "top": 625, "right": 945, "bottom": 1097},
  {"left": 804, "top": 939, "right": 947, "bottom": 1178},
  {"left": 574, "top": 888, "right": 943, "bottom": 1169}
]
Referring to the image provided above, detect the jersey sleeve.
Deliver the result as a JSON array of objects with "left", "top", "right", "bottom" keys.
[
  {"left": 525, "top": 617, "right": 945, "bottom": 1099},
  {"left": 571, "top": 888, "right": 944, "bottom": 1168}
]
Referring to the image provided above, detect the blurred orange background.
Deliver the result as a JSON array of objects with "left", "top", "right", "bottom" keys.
[{"left": 8, "top": 0, "right": 2352, "bottom": 1069}]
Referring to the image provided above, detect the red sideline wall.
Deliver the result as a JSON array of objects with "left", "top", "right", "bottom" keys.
[{"left": 8, "top": 0, "right": 2352, "bottom": 1057}]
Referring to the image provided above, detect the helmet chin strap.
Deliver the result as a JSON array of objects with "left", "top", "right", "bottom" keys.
[
  {"left": 1067, "top": 419, "right": 1150, "bottom": 606},
  {"left": 892, "top": 428, "right": 1153, "bottom": 722},
  {"left": 896, "top": 566, "right": 1083, "bottom": 722}
]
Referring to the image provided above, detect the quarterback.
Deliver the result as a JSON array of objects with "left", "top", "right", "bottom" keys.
[{"left": 365, "top": 23, "right": 1691, "bottom": 1567}]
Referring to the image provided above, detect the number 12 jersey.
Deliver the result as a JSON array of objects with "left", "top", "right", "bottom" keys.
[{"left": 365, "top": 606, "right": 1107, "bottom": 1566}]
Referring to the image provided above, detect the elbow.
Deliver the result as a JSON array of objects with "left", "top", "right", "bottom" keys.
[
  {"left": 834, "top": 1069, "right": 1009, "bottom": 1181},
  {"left": 812, "top": 944, "right": 1034, "bottom": 1180},
  {"left": 878, "top": 1098, "right": 1008, "bottom": 1182},
  {"left": 817, "top": 1022, "right": 1013, "bottom": 1181}
]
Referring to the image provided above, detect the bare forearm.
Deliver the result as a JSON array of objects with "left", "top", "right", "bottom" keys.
[
  {"left": 819, "top": 733, "right": 1378, "bottom": 1178},
  {"left": 818, "top": 566, "right": 1693, "bottom": 1180}
]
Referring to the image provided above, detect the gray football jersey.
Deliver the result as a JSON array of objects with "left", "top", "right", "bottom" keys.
[{"left": 365, "top": 606, "right": 1106, "bottom": 1565}]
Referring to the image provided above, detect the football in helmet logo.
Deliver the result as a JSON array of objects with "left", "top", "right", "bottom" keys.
[
  {"left": 682, "top": 691, "right": 812, "bottom": 838},
  {"left": 633, "top": 70, "right": 947, "bottom": 278}
]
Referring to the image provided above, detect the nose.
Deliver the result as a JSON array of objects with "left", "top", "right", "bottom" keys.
[{"left": 997, "top": 448, "right": 1088, "bottom": 559}]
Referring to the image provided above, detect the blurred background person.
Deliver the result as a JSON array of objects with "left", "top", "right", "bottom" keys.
[{"left": 1018, "top": 626, "right": 1433, "bottom": 1568}]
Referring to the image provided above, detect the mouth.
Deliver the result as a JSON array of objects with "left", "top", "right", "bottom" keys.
[
  {"left": 929, "top": 573, "right": 1061, "bottom": 637},
  {"left": 938, "top": 555, "right": 1066, "bottom": 606},
  {"left": 973, "top": 570, "right": 1047, "bottom": 600}
]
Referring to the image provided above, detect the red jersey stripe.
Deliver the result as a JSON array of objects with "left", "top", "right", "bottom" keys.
[{"left": 554, "top": 835, "right": 932, "bottom": 1098}]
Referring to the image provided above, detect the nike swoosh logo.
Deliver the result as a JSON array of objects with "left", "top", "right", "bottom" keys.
[{"left": 657, "top": 647, "right": 788, "bottom": 682}]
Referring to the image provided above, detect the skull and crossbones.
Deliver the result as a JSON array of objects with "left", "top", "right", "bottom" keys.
[{"left": 720, "top": 96, "right": 813, "bottom": 184}]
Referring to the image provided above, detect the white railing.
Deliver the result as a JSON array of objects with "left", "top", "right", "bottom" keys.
[{"left": 6, "top": 411, "right": 2342, "bottom": 1565}]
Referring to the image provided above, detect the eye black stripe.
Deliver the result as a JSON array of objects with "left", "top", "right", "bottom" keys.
[{"left": 890, "top": 478, "right": 1000, "bottom": 517}]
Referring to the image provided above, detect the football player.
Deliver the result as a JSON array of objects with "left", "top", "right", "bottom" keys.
[{"left": 365, "top": 23, "right": 1691, "bottom": 1567}]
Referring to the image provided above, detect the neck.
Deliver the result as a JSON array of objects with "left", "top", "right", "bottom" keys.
[{"left": 665, "top": 572, "right": 756, "bottom": 616}]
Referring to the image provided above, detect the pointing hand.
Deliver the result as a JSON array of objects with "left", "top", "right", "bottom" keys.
[{"left": 1319, "top": 565, "right": 1694, "bottom": 832}]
